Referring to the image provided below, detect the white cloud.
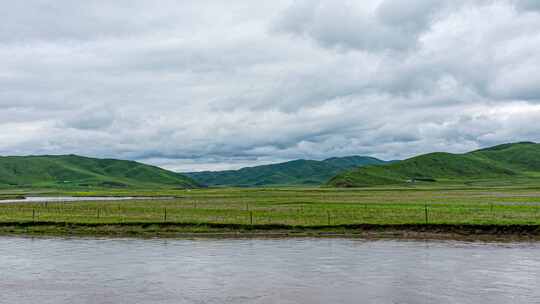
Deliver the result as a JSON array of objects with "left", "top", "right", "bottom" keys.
[{"left": 0, "top": 0, "right": 539, "bottom": 171}]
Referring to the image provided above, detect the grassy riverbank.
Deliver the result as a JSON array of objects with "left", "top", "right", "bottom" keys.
[
  {"left": 1, "top": 186, "right": 540, "bottom": 238},
  {"left": 2, "top": 222, "right": 540, "bottom": 241}
]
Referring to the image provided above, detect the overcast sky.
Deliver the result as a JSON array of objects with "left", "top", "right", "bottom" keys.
[{"left": 1, "top": 0, "right": 540, "bottom": 171}]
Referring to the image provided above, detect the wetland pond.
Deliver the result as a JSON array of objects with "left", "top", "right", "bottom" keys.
[
  {"left": 0, "top": 196, "right": 172, "bottom": 204},
  {"left": 0, "top": 237, "right": 539, "bottom": 303}
]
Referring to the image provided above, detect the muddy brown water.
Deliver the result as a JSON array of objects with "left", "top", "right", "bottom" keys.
[{"left": 0, "top": 237, "right": 539, "bottom": 303}]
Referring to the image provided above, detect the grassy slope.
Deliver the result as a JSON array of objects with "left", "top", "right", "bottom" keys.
[
  {"left": 185, "top": 156, "right": 386, "bottom": 187},
  {"left": 0, "top": 154, "right": 199, "bottom": 189},
  {"left": 328, "top": 142, "right": 540, "bottom": 187}
]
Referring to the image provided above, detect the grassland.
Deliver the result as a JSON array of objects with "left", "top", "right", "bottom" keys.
[
  {"left": 0, "top": 154, "right": 198, "bottom": 188},
  {"left": 329, "top": 142, "right": 540, "bottom": 187},
  {"left": 2, "top": 186, "right": 540, "bottom": 238},
  {"left": 186, "top": 156, "right": 386, "bottom": 187}
]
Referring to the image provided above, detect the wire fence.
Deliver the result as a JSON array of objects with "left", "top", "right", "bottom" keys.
[{"left": 0, "top": 200, "right": 539, "bottom": 226}]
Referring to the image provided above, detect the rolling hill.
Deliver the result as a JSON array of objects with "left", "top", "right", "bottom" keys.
[
  {"left": 0, "top": 154, "right": 199, "bottom": 189},
  {"left": 328, "top": 142, "right": 540, "bottom": 187},
  {"left": 185, "top": 156, "right": 387, "bottom": 187}
]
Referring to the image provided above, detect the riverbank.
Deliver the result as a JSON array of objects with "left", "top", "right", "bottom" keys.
[{"left": 2, "top": 222, "right": 540, "bottom": 240}]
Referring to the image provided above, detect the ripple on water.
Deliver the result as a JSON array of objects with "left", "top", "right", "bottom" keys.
[{"left": 0, "top": 237, "right": 539, "bottom": 304}]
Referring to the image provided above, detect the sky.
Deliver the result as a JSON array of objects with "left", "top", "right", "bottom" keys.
[{"left": 1, "top": 0, "right": 540, "bottom": 172}]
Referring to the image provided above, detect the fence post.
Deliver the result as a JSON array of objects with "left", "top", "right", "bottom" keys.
[
  {"left": 164, "top": 208, "right": 167, "bottom": 222},
  {"left": 32, "top": 208, "right": 35, "bottom": 222},
  {"left": 424, "top": 204, "right": 428, "bottom": 224},
  {"left": 327, "top": 210, "right": 331, "bottom": 226},
  {"left": 250, "top": 211, "right": 253, "bottom": 225}
]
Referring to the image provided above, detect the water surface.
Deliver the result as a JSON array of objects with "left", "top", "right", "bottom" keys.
[
  {"left": 0, "top": 196, "right": 170, "bottom": 204},
  {"left": 1, "top": 237, "right": 539, "bottom": 303}
]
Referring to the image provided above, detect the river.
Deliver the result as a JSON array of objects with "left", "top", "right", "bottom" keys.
[{"left": 1, "top": 237, "right": 539, "bottom": 303}]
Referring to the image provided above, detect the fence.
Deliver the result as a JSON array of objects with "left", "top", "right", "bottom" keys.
[{"left": 0, "top": 201, "right": 539, "bottom": 226}]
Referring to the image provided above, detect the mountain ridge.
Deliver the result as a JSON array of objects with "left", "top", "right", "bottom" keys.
[{"left": 185, "top": 156, "right": 388, "bottom": 187}]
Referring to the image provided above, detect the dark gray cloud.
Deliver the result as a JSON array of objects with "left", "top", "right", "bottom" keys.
[
  {"left": 515, "top": 0, "right": 540, "bottom": 11},
  {"left": 1, "top": 0, "right": 539, "bottom": 171}
]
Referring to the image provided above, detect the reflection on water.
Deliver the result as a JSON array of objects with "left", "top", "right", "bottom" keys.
[
  {"left": 0, "top": 237, "right": 539, "bottom": 304},
  {"left": 0, "top": 196, "right": 170, "bottom": 204}
]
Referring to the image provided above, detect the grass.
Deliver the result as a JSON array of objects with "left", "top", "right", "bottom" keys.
[
  {"left": 0, "top": 154, "right": 198, "bottom": 188},
  {"left": 0, "top": 194, "right": 25, "bottom": 200},
  {"left": 186, "top": 156, "right": 386, "bottom": 187},
  {"left": 329, "top": 142, "right": 540, "bottom": 187},
  {"left": 1, "top": 186, "right": 540, "bottom": 237}
]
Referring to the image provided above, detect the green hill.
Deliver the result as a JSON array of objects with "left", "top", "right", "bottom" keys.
[
  {"left": 0, "top": 154, "right": 199, "bottom": 189},
  {"left": 328, "top": 142, "right": 540, "bottom": 187},
  {"left": 185, "top": 156, "right": 386, "bottom": 187}
]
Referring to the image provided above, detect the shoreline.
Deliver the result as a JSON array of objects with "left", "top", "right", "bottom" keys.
[{"left": 2, "top": 222, "right": 540, "bottom": 241}]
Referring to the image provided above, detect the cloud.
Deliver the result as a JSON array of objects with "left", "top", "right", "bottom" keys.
[
  {"left": 0, "top": 0, "right": 539, "bottom": 171},
  {"left": 62, "top": 105, "right": 117, "bottom": 130},
  {"left": 515, "top": 0, "right": 540, "bottom": 11},
  {"left": 273, "top": 0, "right": 460, "bottom": 52}
]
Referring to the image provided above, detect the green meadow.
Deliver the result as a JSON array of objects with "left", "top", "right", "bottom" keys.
[{"left": 1, "top": 186, "right": 540, "bottom": 236}]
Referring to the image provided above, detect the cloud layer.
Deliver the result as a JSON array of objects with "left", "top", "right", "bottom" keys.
[{"left": 1, "top": 0, "right": 540, "bottom": 171}]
